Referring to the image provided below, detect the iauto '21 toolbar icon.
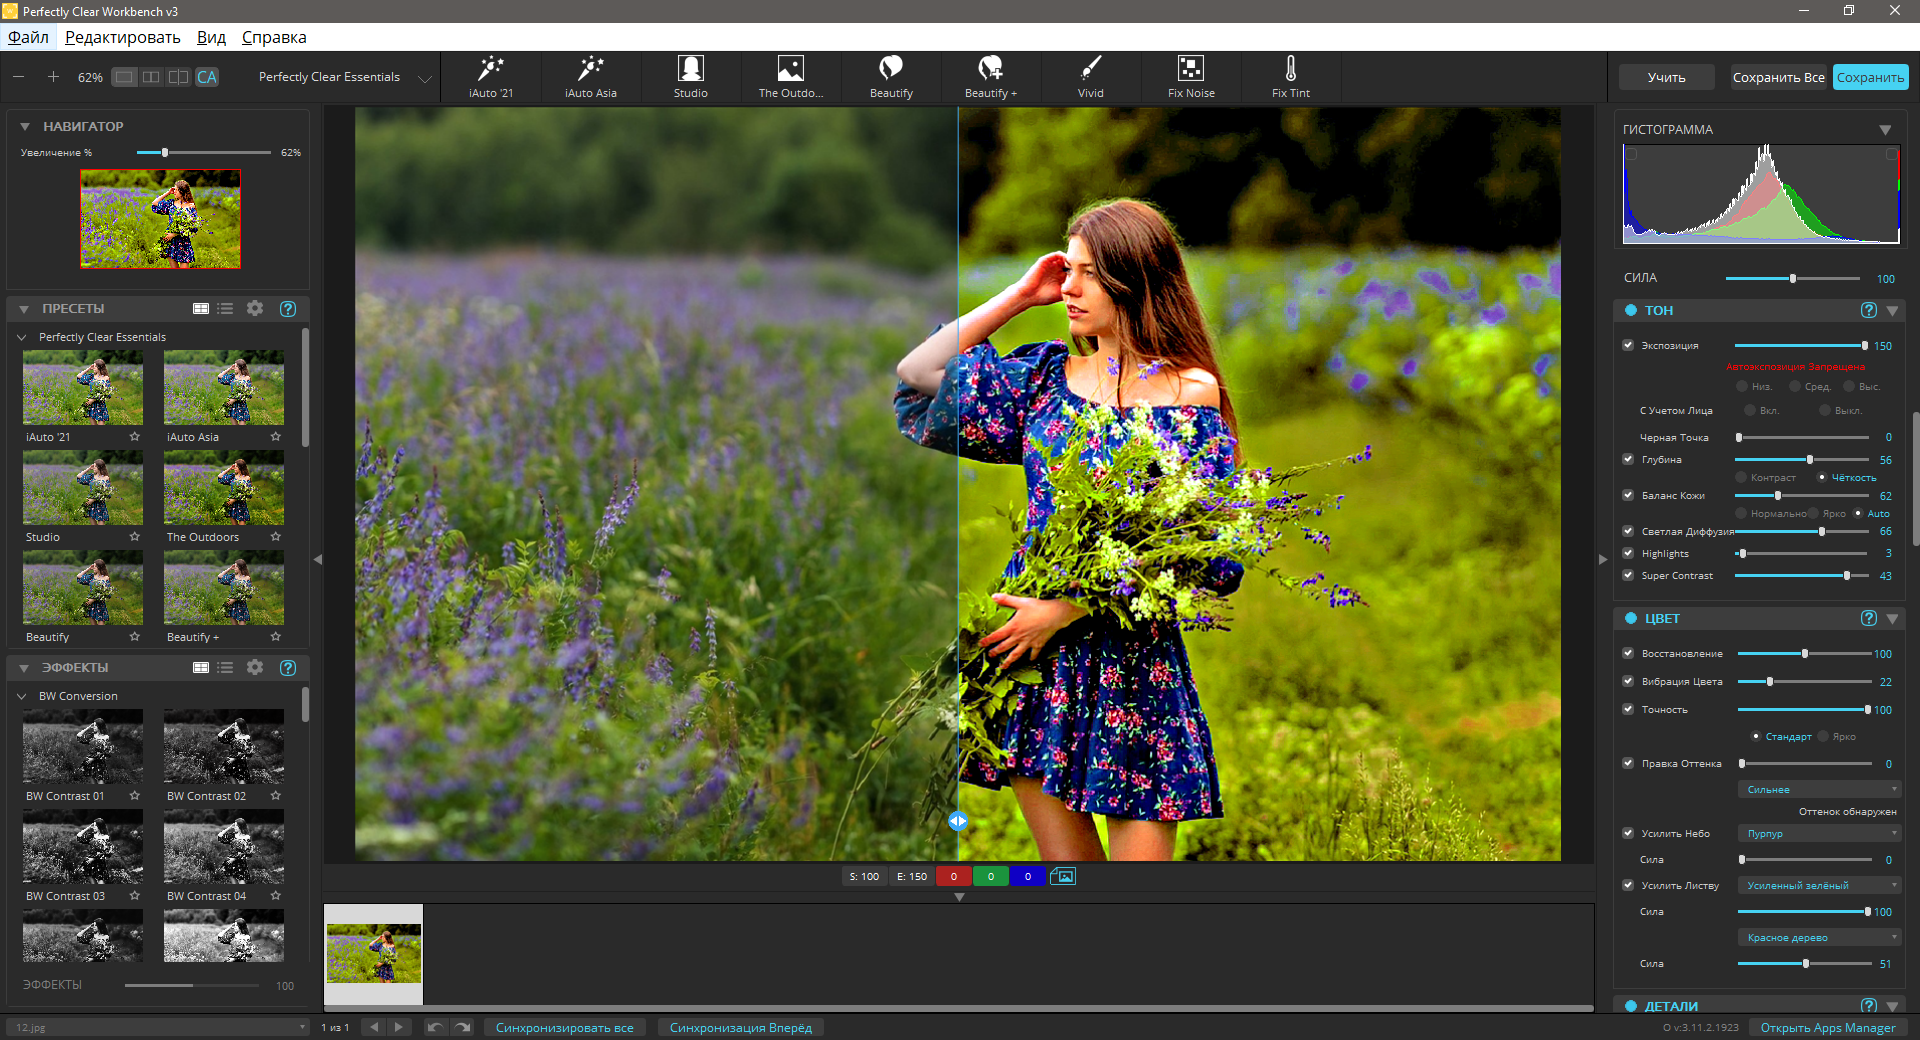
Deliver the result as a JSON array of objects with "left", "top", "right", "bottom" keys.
[{"left": 477, "top": 55, "right": 504, "bottom": 81}]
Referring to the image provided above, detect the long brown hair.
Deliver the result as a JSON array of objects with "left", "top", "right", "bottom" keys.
[
  {"left": 1064, "top": 199, "right": 1240, "bottom": 458},
  {"left": 91, "top": 359, "right": 108, "bottom": 375},
  {"left": 233, "top": 559, "right": 250, "bottom": 576},
  {"left": 91, "top": 559, "right": 107, "bottom": 575},
  {"left": 234, "top": 359, "right": 249, "bottom": 375},
  {"left": 91, "top": 459, "right": 107, "bottom": 475},
  {"left": 233, "top": 458, "right": 249, "bottom": 476},
  {"left": 173, "top": 180, "right": 193, "bottom": 203}
]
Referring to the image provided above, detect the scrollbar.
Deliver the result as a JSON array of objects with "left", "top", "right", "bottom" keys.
[{"left": 301, "top": 329, "right": 310, "bottom": 448}]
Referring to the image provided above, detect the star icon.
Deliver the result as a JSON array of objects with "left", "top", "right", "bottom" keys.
[
  {"left": 269, "top": 532, "right": 281, "bottom": 542},
  {"left": 268, "top": 431, "right": 281, "bottom": 442},
  {"left": 128, "top": 891, "right": 140, "bottom": 901},
  {"left": 128, "top": 531, "right": 140, "bottom": 542},
  {"left": 268, "top": 632, "right": 282, "bottom": 642},
  {"left": 127, "top": 432, "right": 140, "bottom": 442},
  {"left": 127, "top": 632, "right": 140, "bottom": 642},
  {"left": 271, "top": 891, "right": 282, "bottom": 901},
  {"left": 269, "top": 790, "right": 282, "bottom": 800},
  {"left": 128, "top": 789, "right": 140, "bottom": 801}
]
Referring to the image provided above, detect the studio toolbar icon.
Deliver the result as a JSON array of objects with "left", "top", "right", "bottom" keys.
[{"left": 677, "top": 55, "right": 706, "bottom": 82}]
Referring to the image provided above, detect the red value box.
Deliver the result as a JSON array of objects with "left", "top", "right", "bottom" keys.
[{"left": 934, "top": 865, "right": 972, "bottom": 886}]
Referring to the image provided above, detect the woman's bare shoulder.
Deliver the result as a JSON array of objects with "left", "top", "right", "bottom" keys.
[{"left": 1173, "top": 367, "right": 1220, "bottom": 408}]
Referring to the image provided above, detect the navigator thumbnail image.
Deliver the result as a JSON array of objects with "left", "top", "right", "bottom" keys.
[{"left": 80, "top": 169, "right": 241, "bottom": 269}]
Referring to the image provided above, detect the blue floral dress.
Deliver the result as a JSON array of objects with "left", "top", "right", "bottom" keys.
[
  {"left": 895, "top": 339, "right": 1242, "bottom": 822},
  {"left": 76, "top": 472, "right": 110, "bottom": 523},
  {"left": 75, "top": 371, "right": 110, "bottom": 423},
  {"left": 151, "top": 199, "right": 198, "bottom": 263},
  {"left": 216, "top": 373, "right": 250, "bottom": 423},
  {"left": 217, "top": 573, "right": 250, "bottom": 621},
  {"left": 217, "top": 472, "right": 251, "bottom": 522},
  {"left": 76, "top": 574, "right": 110, "bottom": 622},
  {"left": 370, "top": 940, "right": 398, "bottom": 981}
]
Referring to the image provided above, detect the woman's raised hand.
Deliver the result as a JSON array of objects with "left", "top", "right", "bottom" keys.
[
  {"left": 979, "top": 593, "right": 1088, "bottom": 668},
  {"left": 1013, "top": 251, "right": 1069, "bottom": 309}
]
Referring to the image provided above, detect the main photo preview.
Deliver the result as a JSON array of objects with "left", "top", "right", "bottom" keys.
[{"left": 352, "top": 104, "right": 1564, "bottom": 864}]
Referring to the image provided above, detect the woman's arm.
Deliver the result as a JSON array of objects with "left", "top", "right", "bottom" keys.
[
  {"left": 977, "top": 593, "right": 1089, "bottom": 667},
  {"left": 895, "top": 252, "right": 1066, "bottom": 395}
]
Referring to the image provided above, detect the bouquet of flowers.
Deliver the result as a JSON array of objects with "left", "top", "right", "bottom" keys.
[
  {"left": 85, "top": 379, "right": 115, "bottom": 403},
  {"left": 225, "top": 378, "right": 256, "bottom": 402},
  {"left": 224, "top": 578, "right": 256, "bottom": 602},
  {"left": 849, "top": 399, "right": 1372, "bottom": 826},
  {"left": 225, "top": 476, "right": 256, "bottom": 502},
  {"left": 81, "top": 576, "right": 115, "bottom": 601},
  {"left": 80, "top": 476, "right": 114, "bottom": 502}
]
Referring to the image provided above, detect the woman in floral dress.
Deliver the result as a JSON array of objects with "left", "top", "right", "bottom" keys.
[
  {"left": 216, "top": 360, "right": 253, "bottom": 425},
  {"left": 73, "top": 559, "right": 114, "bottom": 625},
  {"left": 893, "top": 200, "right": 1243, "bottom": 862},
  {"left": 150, "top": 181, "right": 200, "bottom": 268},
  {"left": 73, "top": 919, "right": 113, "bottom": 962},
  {"left": 74, "top": 459, "right": 113, "bottom": 525},
  {"left": 74, "top": 360, "right": 114, "bottom": 426},
  {"left": 368, "top": 931, "right": 399, "bottom": 982},
  {"left": 216, "top": 559, "right": 252, "bottom": 624},
  {"left": 216, "top": 459, "right": 253, "bottom": 525}
]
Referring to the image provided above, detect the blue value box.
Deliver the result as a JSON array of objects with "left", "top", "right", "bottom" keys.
[{"left": 1009, "top": 865, "right": 1048, "bottom": 886}]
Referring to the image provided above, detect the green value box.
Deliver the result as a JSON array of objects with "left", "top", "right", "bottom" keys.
[{"left": 974, "top": 865, "right": 1010, "bottom": 886}]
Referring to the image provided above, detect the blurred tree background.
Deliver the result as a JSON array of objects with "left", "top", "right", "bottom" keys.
[
  {"left": 356, "top": 108, "right": 957, "bottom": 273},
  {"left": 955, "top": 107, "right": 1564, "bottom": 862},
  {"left": 81, "top": 170, "right": 241, "bottom": 188},
  {"left": 961, "top": 107, "right": 1559, "bottom": 255}
]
